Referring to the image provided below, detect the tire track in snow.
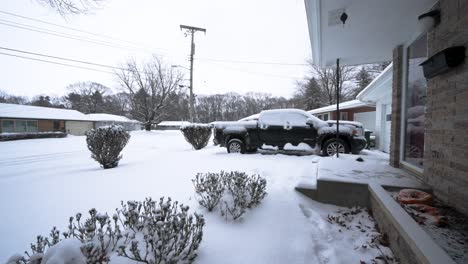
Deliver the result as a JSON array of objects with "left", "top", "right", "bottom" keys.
[{"left": 0, "top": 151, "right": 83, "bottom": 166}]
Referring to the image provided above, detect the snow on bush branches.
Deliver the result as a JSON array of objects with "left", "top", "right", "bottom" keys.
[
  {"left": 86, "top": 125, "right": 130, "bottom": 169},
  {"left": 180, "top": 123, "right": 212, "bottom": 150},
  {"left": 193, "top": 171, "right": 267, "bottom": 220},
  {"left": 8, "top": 197, "right": 205, "bottom": 264}
]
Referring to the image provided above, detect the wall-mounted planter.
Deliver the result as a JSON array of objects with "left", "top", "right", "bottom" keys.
[{"left": 420, "top": 46, "right": 466, "bottom": 79}]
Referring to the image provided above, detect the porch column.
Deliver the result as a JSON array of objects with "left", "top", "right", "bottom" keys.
[{"left": 389, "top": 45, "right": 404, "bottom": 167}]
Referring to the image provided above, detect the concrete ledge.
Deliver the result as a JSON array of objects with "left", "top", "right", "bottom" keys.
[{"left": 369, "top": 183, "right": 455, "bottom": 264}]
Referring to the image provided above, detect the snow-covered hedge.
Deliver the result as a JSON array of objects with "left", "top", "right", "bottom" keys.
[
  {"left": 8, "top": 197, "right": 205, "bottom": 264},
  {"left": 193, "top": 171, "right": 267, "bottom": 220},
  {"left": 85, "top": 125, "right": 130, "bottom": 169},
  {"left": 180, "top": 123, "right": 212, "bottom": 150},
  {"left": 0, "top": 132, "right": 66, "bottom": 141}
]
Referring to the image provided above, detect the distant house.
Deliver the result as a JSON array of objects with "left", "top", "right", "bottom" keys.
[
  {"left": 0, "top": 103, "right": 93, "bottom": 136},
  {"left": 357, "top": 64, "right": 393, "bottom": 153},
  {"left": 308, "top": 100, "right": 376, "bottom": 131},
  {"left": 156, "top": 121, "right": 190, "bottom": 130},
  {"left": 87, "top": 113, "right": 141, "bottom": 131}
]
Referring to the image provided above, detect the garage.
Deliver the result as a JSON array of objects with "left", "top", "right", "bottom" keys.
[
  {"left": 65, "top": 121, "right": 94, "bottom": 136},
  {"left": 356, "top": 64, "right": 393, "bottom": 153}
]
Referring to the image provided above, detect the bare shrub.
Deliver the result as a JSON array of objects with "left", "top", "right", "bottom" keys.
[
  {"left": 193, "top": 172, "right": 225, "bottom": 211},
  {"left": 11, "top": 197, "right": 204, "bottom": 264},
  {"left": 117, "top": 197, "right": 205, "bottom": 263},
  {"left": 219, "top": 171, "right": 267, "bottom": 220}
]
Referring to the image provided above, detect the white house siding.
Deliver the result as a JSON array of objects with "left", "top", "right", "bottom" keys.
[{"left": 65, "top": 121, "right": 94, "bottom": 136}]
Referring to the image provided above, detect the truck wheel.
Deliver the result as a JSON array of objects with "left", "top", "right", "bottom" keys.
[
  {"left": 227, "top": 139, "right": 245, "bottom": 154},
  {"left": 322, "top": 138, "right": 349, "bottom": 156}
]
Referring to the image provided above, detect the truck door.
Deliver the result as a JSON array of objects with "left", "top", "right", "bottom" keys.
[
  {"left": 283, "top": 112, "right": 317, "bottom": 147},
  {"left": 258, "top": 112, "right": 286, "bottom": 148}
]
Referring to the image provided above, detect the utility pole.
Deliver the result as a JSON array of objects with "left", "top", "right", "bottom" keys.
[{"left": 180, "top": 25, "right": 206, "bottom": 122}]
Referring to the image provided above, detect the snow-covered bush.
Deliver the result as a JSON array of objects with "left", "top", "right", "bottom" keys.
[
  {"left": 85, "top": 125, "right": 130, "bottom": 169},
  {"left": 180, "top": 123, "right": 212, "bottom": 150},
  {"left": 117, "top": 197, "right": 205, "bottom": 263},
  {"left": 11, "top": 197, "right": 204, "bottom": 264},
  {"left": 193, "top": 172, "right": 225, "bottom": 211},
  {"left": 220, "top": 171, "right": 267, "bottom": 220}
]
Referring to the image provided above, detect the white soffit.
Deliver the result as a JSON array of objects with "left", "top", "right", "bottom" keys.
[{"left": 305, "top": 0, "right": 438, "bottom": 67}]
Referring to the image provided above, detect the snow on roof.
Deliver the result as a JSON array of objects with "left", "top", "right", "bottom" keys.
[
  {"left": 157, "top": 121, "right": 190, "bottom": 126},
  {"left": 308, "top": 100, "right": 373, "bottom": 115},
  {"left": 87, "top": 113, "right": 139, "bottom": 123},
  {"left": 357, "top": 63, "right": 393, "bottom": 103},
  {"left": 0, "top": 103, "right": 90, "bottom": 121}
]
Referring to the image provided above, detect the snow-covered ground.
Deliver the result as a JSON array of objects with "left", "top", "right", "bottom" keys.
[{"left": 0, "top": 131, "right": 393, "bottom": 263}]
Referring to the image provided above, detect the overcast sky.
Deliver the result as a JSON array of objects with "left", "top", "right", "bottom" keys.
[{"left": 0, "top": 0, "right": 311, "bottom": 99}]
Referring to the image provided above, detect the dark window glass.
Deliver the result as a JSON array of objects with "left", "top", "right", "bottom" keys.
[
  {"left": 2, "top": 120, "right": 14, "bottom": 133},
  {"left": 404, "top": 34, "right": 427, "bottom": 168}
]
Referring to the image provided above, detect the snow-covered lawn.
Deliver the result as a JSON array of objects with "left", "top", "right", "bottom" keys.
[{"left": 0, "top": 131, "right": 392, "bottom": 263}]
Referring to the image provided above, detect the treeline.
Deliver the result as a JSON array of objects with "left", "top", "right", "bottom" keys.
[{"left": 1, "top": 56, "right": 389, "bottom": 130}]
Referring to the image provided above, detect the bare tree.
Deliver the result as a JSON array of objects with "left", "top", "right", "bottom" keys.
[
  {"left": 308, "top": 61, "right": 356, "bottom": 105},
  {"left": 116, "top": 57, "right": 182, "bottom": 130},
  {"left": 36, "top": 0, "right": 102, "bottom": 15}
]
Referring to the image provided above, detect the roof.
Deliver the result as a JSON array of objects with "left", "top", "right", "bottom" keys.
[
  {"left": 0, "top": 103, "right": 90, "bottom": 121},
  {"left": 308, "top": 100, "right": 374, "bottom": 114},
  {"left": 87, "top": 113, "right": 139, "bottom": 123},
  {"left": 304, "top": 0, "right": 437, "bottom": 67},
  {"left": 157, "top": 121, "right": 190, "bottom": 126},
  {"left": 357, "top": 63, "right": 393, "bottom": 103}
]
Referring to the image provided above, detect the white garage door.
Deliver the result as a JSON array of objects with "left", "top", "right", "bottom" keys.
[
  {"left": 354, "top": 111, "right": 376, "bottom": 132},
  {"left": 65, "top": 121, "right": 94, "bottom": 136}
]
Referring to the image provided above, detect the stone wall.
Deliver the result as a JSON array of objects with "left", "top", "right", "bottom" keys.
[
  {"left": 389, "top": 46, "right": 403, "bottom": 167},
  {"left": 424, "top": 0, "right": 468, "bottom": 215}
]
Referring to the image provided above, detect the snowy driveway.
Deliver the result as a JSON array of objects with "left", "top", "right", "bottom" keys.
[{"left": 0, "top": 131, "right": 387, "bottom": 263}]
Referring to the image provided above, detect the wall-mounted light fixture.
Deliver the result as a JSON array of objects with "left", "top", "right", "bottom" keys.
[{"left": 418, "top": 10, "right": 440, "bottom": 33}]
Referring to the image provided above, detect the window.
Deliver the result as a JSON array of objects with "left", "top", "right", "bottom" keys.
[
  {"left": 15, "top": 120, "right": 28, "bottom": 133},
  {"left": 323, "top": 113, "right": 329, "bottom": 121},
  {"left": 340, "top": 112, "right": 348, "bottom": 120},
  {"left": 403, "top": 34, "right": 427, "bottom": 169},
  {"left": 27, "top": 121, "right": 38, "bottom": 132},
  {"left": 2, "top": 120, "right": 14, "bottom": 133},
  {"left": 1, "top": 120, "right": 38, "bottom": 133}
]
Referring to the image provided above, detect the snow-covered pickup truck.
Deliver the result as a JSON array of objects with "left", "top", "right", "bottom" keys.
[{"left": 212, "top": 109, "right": 367, "bottom": 156}]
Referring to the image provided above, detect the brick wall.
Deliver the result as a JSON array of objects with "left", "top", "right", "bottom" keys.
[
  {"left": 424, "top": 0, "right": 468, "bottom": 215},
  {"left": 390, "top": 46, "right": 403, "bottom": 167},
  {"left": 327, "top": 106, "right": 376, "bottom": 120}
]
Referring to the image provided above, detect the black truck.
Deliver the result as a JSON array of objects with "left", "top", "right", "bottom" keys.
[{"left": 212, "top": 109, "right": 366, "bottom": 156}]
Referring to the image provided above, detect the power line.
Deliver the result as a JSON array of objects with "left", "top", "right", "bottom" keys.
[
  {"left": 0, "top": 52, "right": 115, "bottom": 74},
  {"left": 0, "top": 46, "right": 128, "bottom": 72},
  {"left": 0, "top": 20, "right": 161, "bottom": 54},
  {"left": 196, "top": 57, "right": 308, "bottom": 66},
  {"left": 0, "top": 10, "right": 309, "bottom": 67},
  {"left": 0, "top": 46, "right": 303, "bottom": 81},
  {"left": 0, "top": 9, "right": 164, "bottom": 52}
]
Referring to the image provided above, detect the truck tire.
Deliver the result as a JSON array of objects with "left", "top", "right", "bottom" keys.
[
  {"left": 227, "top": 139, "right": 245, "bottom": 154},
  {"left": 322, "top": 138, "right": 350, "bottom": 156}
]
